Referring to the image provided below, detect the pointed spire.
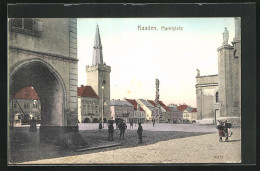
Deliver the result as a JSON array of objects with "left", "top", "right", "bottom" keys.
[
  {"left": 94, "top": 24, "right": 102, "bottom": 48},
  {"left": 92, "top": 24, "right": 103, "bottom": 65}
]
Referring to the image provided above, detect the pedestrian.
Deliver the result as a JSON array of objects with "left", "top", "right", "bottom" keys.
[
  {"left": 119, "top": 120, "right": 127, "bottom": 140},
  {"left": 130, "top": 119, "right": 134, "bottom": 129},
  {"left": 217, "top": 120, "right": 225, "bottom": 142},
  {"left": 108, "top": 121, "right": 114, "bottom": 141},
  {"left": 99, "top": 121, "right": 102, "bottom": 131},
  {"left": 223, "top": 119, "right": 232, "bottom": 141},
  {"left": 152, "top": 118, "right": 155, "bottom": 127},
  {"left": 137, "top": 122, "right": 143, "bottom": 143},
  {"left": 115, "top": 117, "right": 119, "bottom": 129},
  {"left": 29, "top": 117, "right": 37, "bottom": 132}
]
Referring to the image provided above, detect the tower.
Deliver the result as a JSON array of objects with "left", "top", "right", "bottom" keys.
[
  {"left": 217, "top": 18, "right": 241, "bottom": 122},
  {"left": 86, "top": 25, "right": 111, "bottom": 121}
]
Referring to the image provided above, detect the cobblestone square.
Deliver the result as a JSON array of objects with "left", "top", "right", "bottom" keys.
[{"left": 9, "top": 123, "right": 241, "bottom": 164}]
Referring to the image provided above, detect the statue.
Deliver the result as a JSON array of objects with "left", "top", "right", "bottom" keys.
[
  {"left": 222, "top": 27, "right": 229, "bottom": 45},
  {"left": 196, "top": 69, "right": 200, "bottom": 77}
]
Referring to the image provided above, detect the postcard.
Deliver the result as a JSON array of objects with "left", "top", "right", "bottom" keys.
[{"left": 7, "top": 4, "right": 253, "bottom": 165}]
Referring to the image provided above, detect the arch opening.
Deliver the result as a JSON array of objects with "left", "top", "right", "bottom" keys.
[
  {"left": 10, "top": 86, "right": 42, "bottom": 126},
  {"left": 9, "top": 60, "right": 66, "bottom": 142}
]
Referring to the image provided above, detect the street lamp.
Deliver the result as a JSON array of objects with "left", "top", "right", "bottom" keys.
[{"left": 101, "top": 85, "right": 104, "bottom": 128}]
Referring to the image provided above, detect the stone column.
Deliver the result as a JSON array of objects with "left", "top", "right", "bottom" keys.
[{"left": 217, "top": 45, "right": 234, "bottom": 118}]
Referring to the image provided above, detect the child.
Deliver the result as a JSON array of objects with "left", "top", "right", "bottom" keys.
[{"left": 137, "top": 122, "right": 143, "bottom": 143}]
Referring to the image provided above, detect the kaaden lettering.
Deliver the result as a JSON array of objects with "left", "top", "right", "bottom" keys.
[{"left": 138, "top": 25, "right": 183, "bottom": 31}]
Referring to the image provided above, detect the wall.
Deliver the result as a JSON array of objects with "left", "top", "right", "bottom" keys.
[
  {"left": 8, "top": 18, "right": 79, "bottom": 143},
  {"left": 196, "top": 75, "right": 219, "bottom": 120}
]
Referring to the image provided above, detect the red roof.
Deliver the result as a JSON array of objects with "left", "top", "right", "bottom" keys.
[
  {"left": 147, "top": 100, "right": 171, "bottom": 111},
  {"left": 158, "top": 101, "right": 171, "bottom": 111},
  {"left": 125, "top": 99, "right": 144, "bottom": 111},
  {"left": 78, "top": 86, "right": 99, "bottom": 98},
  {"left": 14, "top": 86, "right": 40, "bottom": 100},
  {"left": 147, "top": 100, "right": 156, "bottom": 107},
  {"left": 177, "top": 105, "right": 188, "bottom": 111},
  {"left": 192, "top": 108, "right": 197, "bottom": 112}
]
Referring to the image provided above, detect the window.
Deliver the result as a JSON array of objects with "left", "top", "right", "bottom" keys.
[
  {"left": 13, "top": 103, "right": 17, "bottom": 108},
  {"left": 10, "top": 18, "right": 43, "bottom": 37},
  {"left": 216, "top": 92, "right": 219, "bottom": 103},
  {"left": 24, "top": 103, "right": 30, "bottom": 109},
  {"left": 33, "top": 104, "right": 37, "bottom": 108}
]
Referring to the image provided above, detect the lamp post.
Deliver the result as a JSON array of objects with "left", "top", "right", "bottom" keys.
[{"left": 101, "top": 85, "right": 104, "bottom": 128}]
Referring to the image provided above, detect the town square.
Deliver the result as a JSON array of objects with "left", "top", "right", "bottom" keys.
[{"left": 8, "top": 16, "right": 242, "bottom": 164}]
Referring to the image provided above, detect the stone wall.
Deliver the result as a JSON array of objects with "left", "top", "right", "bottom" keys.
[
  {"left": 8, "top": 18, "right": 79, "bottom": 143},
  {"left": 196, "top": 75, "right": 219, "bottom": 120}
]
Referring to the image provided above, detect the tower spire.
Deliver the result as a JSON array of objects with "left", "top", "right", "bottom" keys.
[{"left": 92, "top": 24, "right": 103, "bottom": 65}]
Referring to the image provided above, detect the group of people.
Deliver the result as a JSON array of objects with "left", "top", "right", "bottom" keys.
[{"left": 99, "top": 119, "right": 143, "bottom": 143}]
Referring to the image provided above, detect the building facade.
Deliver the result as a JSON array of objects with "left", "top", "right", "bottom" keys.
[
  {"left": 125, "top": 99, "right": 146, "bottom": 123},
  {"left": 86, "top": 25, "right": 111, "bottom": 123},
  {"left": 182, "top": 106, "right": 197, "bottom": 124},
  {"left": 147, "top": 100, "right": 172, "bottom": 123},
  {"left": 137, "top": 99, "right": 156, "bottom": 121},
  {"left": 195, "top": 75, "right": 219, "bottom": 124},
  {"left": 168, "top": 106, "right": 183, "bottom": 124},
  {"left": 110, "top": 99, "right": 134, "bottom": 122},
  {"left": 11, "top": 86, "right": 41, "bottom": 125},
  {"left": 195, "top": 18, "right": 241, "bottom": 124},
  {"left": 78, "top": 85, "right": 100, "bottom": 123},
  {"left": 8, "top": 18, "right": 79, "bottom": 143}
]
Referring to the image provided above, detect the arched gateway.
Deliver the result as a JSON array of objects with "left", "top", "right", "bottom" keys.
[{"left": 8, "top": 18, "right": 83, "bottom": 146}]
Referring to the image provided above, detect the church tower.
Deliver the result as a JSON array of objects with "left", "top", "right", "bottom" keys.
[
  {"left": 217, "top": 18, "right": 241, "bottom": 122},
  {"left": 86, "top": 25, "right": 111, "bottom": 121}
]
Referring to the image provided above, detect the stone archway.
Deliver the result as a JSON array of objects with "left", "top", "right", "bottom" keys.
[{"left": 9, "top": 58, "right": 67, "bottom": 143}]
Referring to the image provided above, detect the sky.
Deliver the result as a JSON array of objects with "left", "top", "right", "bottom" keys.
[{"left": 77, "top": 18, "right": 235, "bottom": 107}]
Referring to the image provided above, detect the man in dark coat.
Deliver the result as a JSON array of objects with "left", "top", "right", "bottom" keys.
[
  {"left": 108, "top": 121, "right": 114, "bottom": 141},
  {"left": 29, "top": 117, "right": 37, "bottom": 132},
  {"left": 99, "top": 122, "right": 102, "bottom": 131},
  {"left": 137, "top": 122, "right": 143, "bottom": 143},
  {"left": 119, "top": 120, "right": 127, "bottom": 140},
  {"left": 152, "top": 118, "right": 155, "bottom": 127}
]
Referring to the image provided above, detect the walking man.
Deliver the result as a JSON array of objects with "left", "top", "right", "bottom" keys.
[
  {"left": 108, "top": 121, "right": 114, "bottom": 141},
  {"left": 137, "top": 122, "right": 143, "bottom": 143},
  {"left": 99, "top": 121, "right": 102, "bottom": 131},
  {"left": 119, "top": 120, "right": 127, "bottom": 140},
  {"left": 130, "top": 119, "right": 134, "bottom": 129},
  {"left": 152, "top": 117, "right": 155, "bottom": 127}
]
